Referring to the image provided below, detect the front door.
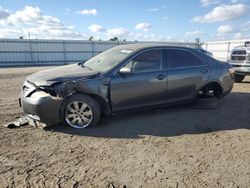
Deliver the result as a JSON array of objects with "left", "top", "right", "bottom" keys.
[{"left": 110, "top": 49, "right": 167, "bottom": 111}]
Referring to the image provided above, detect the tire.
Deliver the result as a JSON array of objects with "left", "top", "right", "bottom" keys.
[
  {"left": 60, "top": 94, "right": 101, "bottom": 128},
  {"left": 234, "top": 74, "right": 245, "bottom": 83}
]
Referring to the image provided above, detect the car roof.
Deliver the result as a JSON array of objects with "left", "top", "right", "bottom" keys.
[
  {"left": 110, "top": 43, "right": 217, "bottom": 66},
  {"left": 115, "top": 43, "right": 195, "bottom": 51}
]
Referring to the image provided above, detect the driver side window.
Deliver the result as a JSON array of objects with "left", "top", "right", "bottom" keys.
[{"left": 125, "top": 50, "right": 163, "bottom": 73}]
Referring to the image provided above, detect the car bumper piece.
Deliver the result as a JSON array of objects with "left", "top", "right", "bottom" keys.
[{"left": 21, "top": 91, "right": 63, "bottom": 126}]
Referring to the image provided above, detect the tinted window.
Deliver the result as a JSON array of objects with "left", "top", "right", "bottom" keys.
[
  {"left": 125, "top": 50, "right": 162, "bottom": 73},
  {"left": 167, "top": 49, "right": 205, "bottom": 68}
]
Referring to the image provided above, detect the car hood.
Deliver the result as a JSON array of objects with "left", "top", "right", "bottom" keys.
[{"left": 27, "top": 64, "right": 100, "bottom": 86}]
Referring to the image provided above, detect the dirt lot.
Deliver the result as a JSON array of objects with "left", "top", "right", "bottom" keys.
[{"left": 0, "top": 66, "right": 249, "bottom": 188}]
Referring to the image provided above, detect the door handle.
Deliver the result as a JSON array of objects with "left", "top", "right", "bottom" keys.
[
  {"left": 156, "top": 74, "right": 166, "bottom": 80},
  {"left": 200, "top": 69, "right": 208, "bottom": 74}
]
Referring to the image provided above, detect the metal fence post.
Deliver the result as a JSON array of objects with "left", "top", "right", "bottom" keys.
[
  {"left": 63, "top": 40, "right": 66, "bottom": 65},
  {"left": 91, "top": 41, "right": 94, "bottom": 58},
  {"left": 226, "top": 42, "right": 231, "bottom": 59},
  {"left": 28, "top": 39, "right": 33, "bottom": 65}
]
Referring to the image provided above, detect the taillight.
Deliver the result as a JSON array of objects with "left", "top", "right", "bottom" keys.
[{"left": 229, "top": 67, "right": 235, "bottom": 74}]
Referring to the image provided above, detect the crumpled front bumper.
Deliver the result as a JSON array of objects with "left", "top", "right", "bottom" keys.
[{"left": 20, "top": 81, "right": 63, "bottom": 126}]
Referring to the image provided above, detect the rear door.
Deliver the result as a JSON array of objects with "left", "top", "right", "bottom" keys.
[
  {"left": 110, "top": 49, "right": 167, "bottom": 111},
  {"left": 165, "top": 49, "right": 209, "bottom": 102}
]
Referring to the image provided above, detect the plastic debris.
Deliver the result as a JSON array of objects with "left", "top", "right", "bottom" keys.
[
  {"left": 3, "top": 115, "right": 46, "bottom": 129},
  {"left": 3, "top": 116, "right": 29, "bottom": 128}
]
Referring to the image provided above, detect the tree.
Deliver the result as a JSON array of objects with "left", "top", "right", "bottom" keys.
[
  {"left": 88, "top": 36, "right": 94, "bottom": 41},
  {"left": 109, "top": 37, "right": 119, "bottom": 42}
]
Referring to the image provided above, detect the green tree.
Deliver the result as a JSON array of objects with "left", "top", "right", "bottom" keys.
[
  {"left": 88, "top": 36, "right": 94, "bottom": 41},
  {"left": 109, "top": 37, "right": 119, "bottom": 42}
]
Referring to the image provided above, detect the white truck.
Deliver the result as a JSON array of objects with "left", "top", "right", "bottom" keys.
[{"left": 228, "top": 41, "right": 250, "bottom": 83}]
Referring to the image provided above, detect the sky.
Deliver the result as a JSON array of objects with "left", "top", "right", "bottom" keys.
[{"left": 0, "top": 0, "right": 249, "bottom": 42}]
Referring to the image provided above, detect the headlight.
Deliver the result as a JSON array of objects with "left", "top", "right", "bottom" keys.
[
  {"left": 39, "top": 82, "right": 76, "bottom": 98},
  {"left": 55, "top": 82, "right": 76, "bottom": 97},
  {"left": 39, "top": 86, "right": 57, "bottom": 97}
]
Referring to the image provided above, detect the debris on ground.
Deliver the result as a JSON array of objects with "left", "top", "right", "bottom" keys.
[
  {"left": 3, "top": 115, "right": 46, "bottom": 129},
  {"left": 3, "top": 116, "right": 29, "bottom": 128},
  {"left": 26, "top": 116, "right": 47, "bottom": 129}
]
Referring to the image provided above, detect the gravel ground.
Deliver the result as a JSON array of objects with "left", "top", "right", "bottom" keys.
[{"left": 0, "top": 66, "right": 249, "bottom": 188}]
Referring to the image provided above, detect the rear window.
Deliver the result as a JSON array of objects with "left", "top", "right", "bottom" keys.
[{"left": 166, "top": 49, "right": 205, "bottom": 69}]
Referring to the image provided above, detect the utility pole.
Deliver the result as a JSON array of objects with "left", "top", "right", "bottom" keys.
[{"left": 195, "top": 37, "right": 200, "bottom": 48}]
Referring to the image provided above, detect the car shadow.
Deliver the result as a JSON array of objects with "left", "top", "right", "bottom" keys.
[{"left": 45, "top": 92, "right": 250, "bottom": 138}]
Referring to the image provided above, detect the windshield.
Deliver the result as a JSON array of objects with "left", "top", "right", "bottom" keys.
[{"left": 83, "top": 46, "right": 134, "bottom": 72}]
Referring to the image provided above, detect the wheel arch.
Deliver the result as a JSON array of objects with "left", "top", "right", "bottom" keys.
[
  {"left": 85, "top": 93, "right": 112, "bottom": 116},
  {"left": 63, "top": 89, "right": 112, "bottom": 117}
]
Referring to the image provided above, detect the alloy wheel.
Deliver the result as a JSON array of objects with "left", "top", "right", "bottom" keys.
[{"left": 65, "top": 101, "right": 93, "bottom": 128}]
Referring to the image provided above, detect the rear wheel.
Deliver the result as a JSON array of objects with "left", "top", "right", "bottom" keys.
[
  {"left": 190, "top": 82, "right": 222, "bottom": 109},
  {"left": 234, "top": 74, "right": 245, "bottom": 83},
  {"left": 60, "top": 94, "right": 100, "bottom": 128}
]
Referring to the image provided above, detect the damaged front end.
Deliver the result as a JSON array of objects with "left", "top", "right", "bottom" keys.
[
  {"left": 20, "top": 80, "right": 76, "bottom": 126},
  {"left": 39, "top": 81, "right": 76, "bottom": 98}
]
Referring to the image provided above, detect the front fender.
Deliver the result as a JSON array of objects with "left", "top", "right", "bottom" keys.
[{"left": 74, "top": 77, "right": 112, "bottom": 115}]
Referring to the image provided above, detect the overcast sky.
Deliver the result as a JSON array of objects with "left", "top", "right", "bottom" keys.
[{"left": 0, "top": 0, "right": 249, "bottom": 42}]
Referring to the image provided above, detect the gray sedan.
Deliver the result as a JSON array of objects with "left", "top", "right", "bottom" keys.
[{"left": 20, "top": 43, "right": 234, "bottom": 128}]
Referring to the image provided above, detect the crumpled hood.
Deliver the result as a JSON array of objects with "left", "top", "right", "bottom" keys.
[{"left": 27, "top": 64, "right": 100, "bottom": 86}]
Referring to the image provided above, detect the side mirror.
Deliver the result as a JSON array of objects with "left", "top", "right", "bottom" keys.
[{"left": 119, "top": 67, "right": 131, "bottom": 74}]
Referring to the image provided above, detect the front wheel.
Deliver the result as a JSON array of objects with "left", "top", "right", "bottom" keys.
[
  {"left": 234, "top": 74, "right": 245, "bottom": 83},
  {"left": 60, "top": 94, "right": 101, "bottom": 128}
]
